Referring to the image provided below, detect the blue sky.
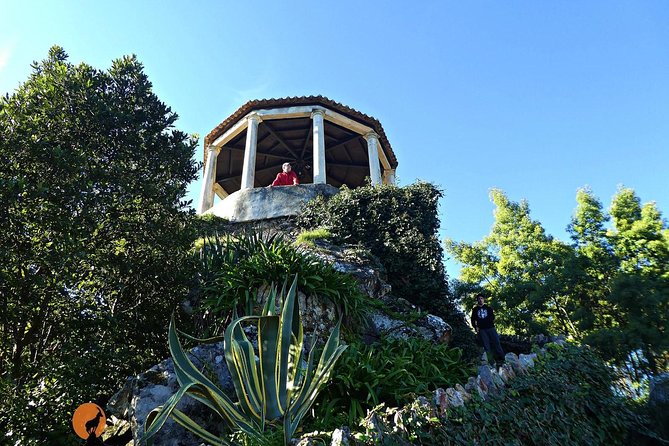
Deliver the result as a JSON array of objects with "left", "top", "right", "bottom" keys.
[{"left": 2, "top": 1, "right": 668, "bottom": 277}]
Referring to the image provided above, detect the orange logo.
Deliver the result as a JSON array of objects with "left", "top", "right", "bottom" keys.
[{"left": 72, "top": 403, "right": 106, "bottom": 440}]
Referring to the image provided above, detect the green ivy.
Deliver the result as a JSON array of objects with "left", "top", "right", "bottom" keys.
[{"left": 362, "top": 344, "right": 648, "bottom": 445}]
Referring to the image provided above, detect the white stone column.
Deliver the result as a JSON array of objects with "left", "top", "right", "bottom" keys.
[
  {"left": 311, "top": 109, "right": 326, "bottom": 184},
  {"left": 365, "top": 132, "right": 382, "bottom": 185},
  {"left": 240, "top": 113, "right": 261, "bottom": 190},
  {"left": 383, "top": 168, "right": 396, "bottom": 185},
  {"left": 197, "top": 144, "right": 221, "bottom": 214}
]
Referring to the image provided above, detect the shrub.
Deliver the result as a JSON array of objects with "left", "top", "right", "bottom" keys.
[
  {"left": 196, "top": 232, "right": 368, "bottom": 332},
  {"left": 360, "top": 344, "right": 645, "bottom": 445},
  {"left": 297, "top": 182, "right": 476, "bottom": 356},
  {"left": 306, "top": 336, "right": 472, "bottom": 430},
  {"left": 0, "top": 47, "right": 198, "bottom": 444}
]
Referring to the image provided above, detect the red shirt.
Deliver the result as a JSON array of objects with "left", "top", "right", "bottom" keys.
[{"left": 271, "top": 170, "right": 299, "bottom": 186}]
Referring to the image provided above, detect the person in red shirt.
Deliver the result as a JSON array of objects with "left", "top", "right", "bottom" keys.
[{"left": 269, "top": 162, "right": 299, "bottom": 187}]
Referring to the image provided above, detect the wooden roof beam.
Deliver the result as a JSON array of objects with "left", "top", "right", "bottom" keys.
[{"left": 262, "top": 121, "right": 300, "bottom": 159}]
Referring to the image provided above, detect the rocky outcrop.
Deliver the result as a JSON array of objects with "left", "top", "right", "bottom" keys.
[
  {"left": 204, "top": 183, "right": 339, "bottom": 222},
  {"left": 366, "top": 298, "right": 453, "bottom": 344},
  {"left": 650, "top": 373, "right": 669, "bottom": 407},
  {"left": 107, "top": 341, "right": 235, "bottom": 446},
  {"left": 106, "top": 222, "right": 464, "bottom": 445}
]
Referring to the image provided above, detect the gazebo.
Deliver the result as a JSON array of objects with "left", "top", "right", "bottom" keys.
[{"left": 198, "top": 96, "right": 398, "bottom": 220}]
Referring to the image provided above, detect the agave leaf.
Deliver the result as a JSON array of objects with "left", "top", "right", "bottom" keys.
[
  {"left": 168, "top": 315, "right": 257, "bottom": 432},
  {"left": 277, "top": 276, "right": 303, "bottom": 412},
  {"left": 225, "top": 316, "right": 263, "bottom": 419},
  {"left": 168, "top": 315, "right": 231, "bottom": 399},
  {"left": 284, "top": 320, "right": 347, "bottom": 442},
  {"left": 258, "top": 313, "right": 282, "bottom": 420},
  {"left": 292, "top": 322, "right": 346, "bottom": 410},
  {"left": 262, "top": 285, "right": 277, "bottom": 316},
  {"left": 176, "top": 329, "right": 225, "bottom": 345},
  {"left": 171, "top": 408, "right": 231, "bottom": 446},
  {"left": 149, "top": 275, "right": 346, "bottom": 446}
]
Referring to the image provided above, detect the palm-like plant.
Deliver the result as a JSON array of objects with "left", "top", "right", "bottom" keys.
[{"left": 143, "top": 275, "right": 347, "bottom": 445}]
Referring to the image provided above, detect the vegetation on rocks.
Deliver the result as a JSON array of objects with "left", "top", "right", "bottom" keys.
[
  {"left": 308, "top": 337, "right": 472, "bottom": 430},
  {"left": 358, "top": 344, "right": 646, "bottom": 446},
  {"left": 298, "top": 182, "right": 476, "bottom": 356},
  {"left": 144, "top": 276, "right": 346, "bottom": 446},
  {"left": 195, "top": 232, "right": 369, "bottom": 331}
]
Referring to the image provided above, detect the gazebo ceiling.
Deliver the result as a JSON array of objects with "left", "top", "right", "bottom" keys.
[
  {"left": 215, "top": 118, "right": 374, "bottom": 193},
  {"left": 205, "top": 96, "right": 398, "bottom": 196}
]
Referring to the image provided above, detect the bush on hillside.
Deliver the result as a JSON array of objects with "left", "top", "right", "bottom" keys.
[
  {"left": 307, "top": 336, "right": 472, "bottom": 431},
  {"left": 297, "top": 182, "right": 476, "bottom": 356},
  {"left": 195, "top": 232, "right": 369, "bottom": 333},
  {"left": 359, "top": 344, "right": 647, "bottom": 446}
]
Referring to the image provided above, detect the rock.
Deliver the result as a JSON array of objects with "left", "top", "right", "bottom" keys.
[
  {"left": 498, "top": 363, "right": 516, "bottom": 383},
  {"left": 415, "top": 314, "right": 453, "bottom": 344},
  {"left": 455, "top": 384, "right": 471, "bottom": 403},
  {"left": 475, "top": 376, "right": 489, "bottom": 400},
  {"left": 533, "top": 334, "right": 546, "bottom": 344},
  {"left": 304, "top": 241, "right": 390, "bottom": 301},
  {"left": 477, "top": 365, "right": 497, "bottom": 390},
  {"left": 490, "top": 368, "right": 505, "bottom": 388},
  {"left": 367, "top": 305, "right": 453, "bottom": 344},
  {"left": 504, "top": 352, "right": 526, "bottom": 375},
  {"left": 465, "top": 376, "right": 485, "bottom": 400},
  {"left": 102, "top": 415, "right": 133, "bottom": 446},
  {"left": 518, "top": 353, "right": 537, "bottom": 369},
  {"left": 361, "top": 411, "right": 385, "bottom": 443},
  {"left": 434, "top": 388, "right": 449, "bottom": 415},
  {"left": 446, "top": 387, "right": 465, "bottom": 407},
  {"left": 107, "top": 342, "right": 234, "bottom": 446},
  {"left": 331, "top": 427, "right": 353, "bottom": 446},
  {"left": 205, "top": 183, "right": 339, "bottom": 222},
  {"left": 297, "top": 290, "right": 338, "bottom": 338},
  {"left": 650, "top": 373, "right": 669, "bottom": 406}
]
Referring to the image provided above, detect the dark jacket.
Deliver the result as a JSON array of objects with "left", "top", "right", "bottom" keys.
[{"left": 471, "top": 304, "right": 495, "bottom": 330}]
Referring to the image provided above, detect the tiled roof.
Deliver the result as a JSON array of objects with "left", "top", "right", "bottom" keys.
[{"left": 204, "top": 95, "right": 398, "bottom": 168}]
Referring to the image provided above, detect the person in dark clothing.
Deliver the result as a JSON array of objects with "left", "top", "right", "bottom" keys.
[{"left": 470, "top": 294, "right": 505, "bottom": 364}]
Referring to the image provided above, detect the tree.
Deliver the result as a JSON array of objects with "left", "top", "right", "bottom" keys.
[
  {"left": 603, "top": 188, "right": 669, "bottom": 374},
  {"left": 448, "top": 186, "right": 669, "bottom": 378},
  {"left": 0, "top": 47, "right": 199, "bottom": 443},
  {"left": 566, "top": 187, "right": 617, "bottom": 334},
  {"left": 446, "top": 189, "right": 577, "bottom": 337}
]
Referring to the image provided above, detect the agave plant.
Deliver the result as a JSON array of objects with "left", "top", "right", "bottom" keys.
[{"left": 142, "top": 275, "right": 347, "bottom": 445}]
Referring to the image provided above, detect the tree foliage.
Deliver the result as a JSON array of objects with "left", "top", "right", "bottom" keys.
[
  {"left": 447, "top": 187, "right": 669, "bottom": 376},
  {"left": 446, "top": 189, "right": 576, "bottom": 337},
  {"left": 0, "top": 47, "right": 198, "bottom": 443}
]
